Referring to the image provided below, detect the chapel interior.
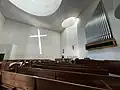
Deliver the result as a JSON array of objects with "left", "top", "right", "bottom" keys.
[{"left": 0, "top": 0, "right": 120, "bottom": 90}]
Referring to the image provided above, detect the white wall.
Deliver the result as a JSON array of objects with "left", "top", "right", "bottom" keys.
[
  {"left": 60, "top": 0, "right": 101, "bottom": 59},
  {"left": 0, "top": 19, "right": 60, "bottom": 60},
  {"left": 61, "top": 0, "right": 120, "bottom": 60},
  {"left": 77, "top": 0, "right": 120, "bottom": 60},
  {"left": 77, "top": 0, "right": 100, "bottom": 59},
  {"left": 0, "top": 12, "right": 8, "bottom": 59},
  {"left": 0, "top": 12, "right": 5, "bottom": 33},
  {"left": 61, "top": 23, "right": 80, "bottom": 58}
]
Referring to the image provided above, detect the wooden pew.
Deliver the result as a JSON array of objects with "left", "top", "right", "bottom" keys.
[
  {"left": 103, "top": 60, "right": 120, "bottom": 75},
  {"left": 1, "top": 60, "right": 120, "bottom": 89},
  {"left": 17, "top": 67, "right": 55, "bottom": 79},
  {"left": 1, "top": 60, "right": 107, "bottom": 75},
  {"left": 20, "top": 66, "right": 120, "bottom": 89},
  {"left": 34, "top": 62, "right": 103, "bottom": 69},
  {"left": 1, "top": 71, "right": 36, "bottom": 90},
  {"left": 0, "top": 71, "right": 107, "bottom": 90},
  {"left": 16, "top": 67, "right": 115, "bottom": 89},
  {"left": 36, "top": 76, "right": 107, "bottom": 90},
  {"left": 2, "top": 59, "right": 120, "bottom": 75},
  {"left": 32, "top": 64, "right": 109, "bottom": 75},
  {"left": 75, "top": 59, "right": 103, "bottom": 66},
  {"left": 33, "top": 60, "right": 120, "bottom": 75}
]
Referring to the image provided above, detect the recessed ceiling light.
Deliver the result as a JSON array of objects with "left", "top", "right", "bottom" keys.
[{"left": 9, "top": 0, "right": 62, "bottom": 16}]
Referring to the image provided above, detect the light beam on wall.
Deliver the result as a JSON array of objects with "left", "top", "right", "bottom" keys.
[
  {"left": 30, "top": 29, "right": 47, "bottom": 54},
  {"left": 9, "top": 0, "right": 62, "bottom": 16}
]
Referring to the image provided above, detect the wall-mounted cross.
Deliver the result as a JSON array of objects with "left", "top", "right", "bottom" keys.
[{"left": 30, "top": 29, "right": 47, "bottom": 54}]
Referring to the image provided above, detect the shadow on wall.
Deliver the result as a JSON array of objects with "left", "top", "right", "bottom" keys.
[{"left": 115, "top": 4, "right": 120, "bottom": 19}]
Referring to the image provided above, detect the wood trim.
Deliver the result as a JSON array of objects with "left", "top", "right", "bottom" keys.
[{"left": 86, "top": 39, "right": 117, "bottom": 50}]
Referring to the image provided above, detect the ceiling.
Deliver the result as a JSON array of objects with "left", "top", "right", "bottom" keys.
[
  {"left": 115, "top": 4, "right": 120, "bottom": 19},
  {"left": 0, "top": 0, "right": 95, "bottom": 32}
]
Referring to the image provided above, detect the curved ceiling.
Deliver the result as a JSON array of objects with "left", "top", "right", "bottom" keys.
[
  {"left": 9, "top": 0, "right": 62, "bottom": 16},
  {"left": 0, "top": 0, "right": 95, "bottom": 32},
  {"left": 62, "top": 17, "right": 76, "bottom": 28},
  {"left": 115, "top": 4, "right": 120, "bottom": 19}
]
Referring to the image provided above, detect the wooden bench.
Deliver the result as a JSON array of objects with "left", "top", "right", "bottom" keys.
[
  {"left": 0, "top": 71, "right": 107, "bottom": 90},
  {"left": 1, "top": 61, "right": 108, "bottom": 75},
  {"left": 17, "top": 67, "right": 55, "bottom": 79},
  {"left": 1, "top": 71, "right": 35, "bottom": 90},
  {"left": 103, "top": 60, "right": 120, "bottom": 75},
  {"left": 36, "top": 76, "right": 107, "bottom": 90},
  {"left": 16, "top": 67, "right": 116, "bottom": 89},
  {"left": 32, "top": 64, "right": 109, "bottom": 75},
  {"left": 32, "top": 60, "right": 120, "bottom": 75},
  {"left": 34, "top": 63, "right": 103, "bottom": 69},
  {"left": 1, "top": 60, "right": 120, "bottom": 75}
]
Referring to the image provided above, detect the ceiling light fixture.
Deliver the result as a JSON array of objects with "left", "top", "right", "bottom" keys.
[{"left": 9, "top": 0, "right": 62, "bottom": 16}]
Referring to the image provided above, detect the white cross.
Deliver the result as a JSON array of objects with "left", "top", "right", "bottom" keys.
[{"left": 30, "top": 29, "right": 47, "bottom": 54}]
